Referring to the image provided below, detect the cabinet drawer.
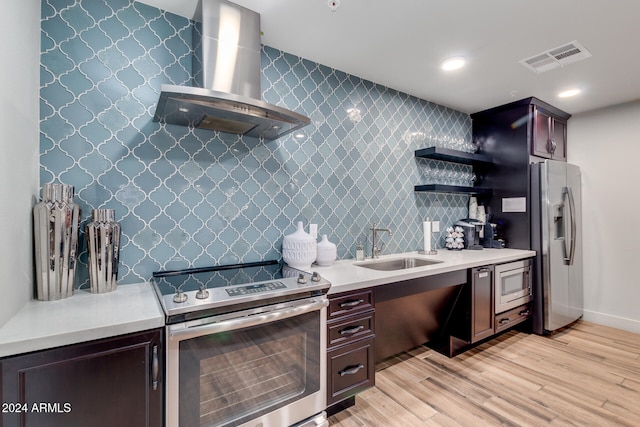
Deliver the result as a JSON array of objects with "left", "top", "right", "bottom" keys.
[
  {"left": 495, "top": 303, "right": 532, "bottom": 333},
  {"left": 328, "top": 289, "right": 374, "bottom": 320},
  {"left": 327, "top": 337, "right": 375, "bottom": 405},
  {"left": 327, "top": 311, "right": 375, "bottom": 349}
]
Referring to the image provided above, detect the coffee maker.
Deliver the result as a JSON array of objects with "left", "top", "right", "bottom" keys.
[
  {"left": 480, "top": 222, "right": 504, "bottom": 248},
  {"left": 454, "top": 219, "right": 484, "bottom": 250}
]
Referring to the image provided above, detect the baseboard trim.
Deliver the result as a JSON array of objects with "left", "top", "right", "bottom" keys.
[{"left": 582, "top": 309, "right": 640, "bottom": 334}]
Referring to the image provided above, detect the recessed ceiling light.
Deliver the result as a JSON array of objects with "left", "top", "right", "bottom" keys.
[
  {"left": 441, "top": 56, "right": 466, "bottom": 71},
  {"left": 558, "top": 88, "right": 581, "bottom": 98}
]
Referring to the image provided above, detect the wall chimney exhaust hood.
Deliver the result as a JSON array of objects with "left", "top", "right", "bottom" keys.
[{"left": 153, "top": 0, "right": 310, "bottom": 140}]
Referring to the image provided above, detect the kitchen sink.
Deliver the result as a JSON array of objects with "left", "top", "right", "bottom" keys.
[{"left": 355, "top": 257, "right": 442, "bottom": 271}]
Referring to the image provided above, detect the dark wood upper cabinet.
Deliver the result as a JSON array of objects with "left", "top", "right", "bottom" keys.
[
  {"left": 532, "top": 105, "right": 568, "bottom": 160},
  {"left": 1, "top": 329, "right": 163, "bottom": 427}
]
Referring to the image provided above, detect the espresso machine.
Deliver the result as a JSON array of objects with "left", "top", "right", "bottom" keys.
[{"left": 480, "top": 221, "right": 504, "bottom": 248}]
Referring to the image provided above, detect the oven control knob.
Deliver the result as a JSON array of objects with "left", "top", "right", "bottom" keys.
[
  {"left": 173, "top": 289, "right": 188, "bottom": 303},
  {"left": 311, "top": 272, "right": 321, "bottom": 282},
  {"left": 196, "top": 285, "right": 209, "bottom": 299},
  {"left": 297, "top": 273, "right": 307, "bottom": 284}
]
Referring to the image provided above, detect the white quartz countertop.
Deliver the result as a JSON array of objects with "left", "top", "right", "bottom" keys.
[
  {"left": 0, "top": 282, "right": 164, "bottom": 358},
  {"left": 313, "top": 249, "right": 536, "bottom": 295}
]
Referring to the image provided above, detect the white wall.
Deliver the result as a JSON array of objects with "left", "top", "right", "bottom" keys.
[
  {"left": 0, "top": 0, "right": 40, "bottom": 326},
  {"left": 569, "top": 100, "right": 640, "bottom": 334}
]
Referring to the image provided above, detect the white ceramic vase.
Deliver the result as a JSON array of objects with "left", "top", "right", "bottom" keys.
[
  {"left": 282, "top": 221, "right": 317, "bottom": 270},
  {"left": 316, "top": 235, "right": 337, "bottom": 266}
]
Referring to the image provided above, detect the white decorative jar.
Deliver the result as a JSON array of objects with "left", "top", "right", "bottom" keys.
[
  {"left": 282, "top": 221, "right": 317, "bottom": 270},
  {"left": 316, "top": 235, "right": 337, "bottom": 266}
]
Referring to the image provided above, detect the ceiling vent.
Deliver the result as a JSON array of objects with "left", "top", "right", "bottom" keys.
[{"left": 520, "top": 40, "right": 592, "bottom": 73}]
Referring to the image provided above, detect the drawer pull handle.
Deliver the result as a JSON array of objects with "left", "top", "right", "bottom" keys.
[
  {"left": 519, "top": 310, "right": 531, "bottom": 316},
  {"left": 499, "top": 318, "right": 510, "bottom": 325},
  {"left": 339, "top": 364, "right": 365, "bottom": 376},
  {"left": 339, "top": 325, "right": 364, "bottom": 335},
  {"left": 340, "top": 299, "right": 364, "bottom": 308}
]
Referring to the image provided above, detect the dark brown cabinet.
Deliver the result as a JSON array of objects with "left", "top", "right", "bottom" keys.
[
  {"left": 447, "top": 266, "right": 494, "bottom": 347},
  {"left": 439, "top": 263, "right": 533, "bottom": 357},
  {"left": 469, "top": 266, "right": 495, "bottom": 342},
  {"left": 326, "top": 288, "right": 375, "bottom": 407},
  {"left": 0, "top": 329, "right": 163, "bottom": 427},
  {"left": 532, "top": 105, "right": 568, "bottom": 160},
  {"left": 495, "top": 303, "right": 532, "bottom": 333}
]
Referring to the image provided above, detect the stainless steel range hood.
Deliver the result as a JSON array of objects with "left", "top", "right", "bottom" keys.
[{"left": 153, "top": 0, "right": 310, "bottom": 140}]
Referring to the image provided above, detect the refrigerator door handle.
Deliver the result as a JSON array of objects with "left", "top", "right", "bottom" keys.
[
  {"left": 561, "top": 186, "right": 576, "bottom": 265},
  {"left": 556, "top": 187, "right": 571, "bottom": 265},
  {"left": 567, "top": 186, "right": 577, "bottom": 266}
]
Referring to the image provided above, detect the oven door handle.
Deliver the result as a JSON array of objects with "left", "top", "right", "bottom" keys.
[{"left": 168, "top": 298, "right": 329, "bottom": 341}]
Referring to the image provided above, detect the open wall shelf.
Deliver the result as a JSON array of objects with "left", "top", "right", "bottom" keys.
[
  {"left": 414, "top": 184, "right": 492, "bottom": 195},
  {"left": 414, "top": 147, "right": 493, "bottom": 165},
  {"left": 414, "top": 147, "right": 494, "bottom": 195}
]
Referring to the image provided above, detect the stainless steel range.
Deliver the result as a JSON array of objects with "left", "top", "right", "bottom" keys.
[{"left": 152, "top": 260, "right": 331, "bottom": 427}]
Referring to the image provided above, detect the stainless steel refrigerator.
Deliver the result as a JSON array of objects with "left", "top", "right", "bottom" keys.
[{"left": 531, "top": 159, "right": 583, "bottom": 334}]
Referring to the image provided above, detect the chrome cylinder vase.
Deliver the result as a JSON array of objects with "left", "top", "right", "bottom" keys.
[
  {"left": 33, "top": 183, "right": 80, "bottom": 300},
  {"left": 86, "top": 209, "right": 121, "bottom": 293}
]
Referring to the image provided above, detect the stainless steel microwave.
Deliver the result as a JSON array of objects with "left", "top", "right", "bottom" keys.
[{"left": 494, "top": 259, "right": 532, "bottom": 314}]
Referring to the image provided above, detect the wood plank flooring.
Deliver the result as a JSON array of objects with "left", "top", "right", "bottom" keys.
[{"left": 328, "top": 321, "right": 640, "bottom": 426}]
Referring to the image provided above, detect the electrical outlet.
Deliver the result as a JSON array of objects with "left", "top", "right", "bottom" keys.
[
  {"left": 309, "top": 224, "right": 318, "bottom": 239},
  {"left": 432, "top": 221, "right": 440, "bottom": 233}
]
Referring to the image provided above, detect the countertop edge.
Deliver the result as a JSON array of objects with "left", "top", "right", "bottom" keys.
[
  {"left": 0, "top": 282, "right": 165, "bottom": 358},
  {"left": 319, "top": 249, "right": 536, "bottom": 295}
]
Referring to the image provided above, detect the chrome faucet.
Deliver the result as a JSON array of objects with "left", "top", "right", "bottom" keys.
[{"left": 370, "top": 223, "right": 392, "bottom": 258}]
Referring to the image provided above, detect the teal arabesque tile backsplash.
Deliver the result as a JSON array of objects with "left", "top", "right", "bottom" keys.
[{"left": 40, "top": 0, "right": 471, "bottom": 287}]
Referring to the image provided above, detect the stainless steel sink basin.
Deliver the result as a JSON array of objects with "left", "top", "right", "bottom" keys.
[{"left": 355, "top": 257, "right": 442, "bottom": 271}]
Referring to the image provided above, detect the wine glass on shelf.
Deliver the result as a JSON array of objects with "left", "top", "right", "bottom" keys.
[
  {"left": 469, "top": 172, "right": 477, "bottom": 187},
  {"left": 424, "top": 166, "right": 435, "bottom": 184}
]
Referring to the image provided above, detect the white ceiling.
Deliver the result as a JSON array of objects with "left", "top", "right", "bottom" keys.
[{"left": 139, "top": 0, "right": 640, "bottom": 115}]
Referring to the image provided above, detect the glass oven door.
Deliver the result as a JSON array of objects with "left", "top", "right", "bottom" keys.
[{"left": 166, "top": 298, "right": 327, "bottom": 427}]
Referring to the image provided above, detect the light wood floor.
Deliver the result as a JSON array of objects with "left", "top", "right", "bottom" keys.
[{"left": 328, "top": 321, "right": 640, "bottom": 426}]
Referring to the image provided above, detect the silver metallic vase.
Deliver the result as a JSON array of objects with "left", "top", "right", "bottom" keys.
[
  {"left": 33, "top": 183, "right": 80, "bottom": 300},
  {"left": 86, "top": 209, "right": 121, "bottom": 293}
]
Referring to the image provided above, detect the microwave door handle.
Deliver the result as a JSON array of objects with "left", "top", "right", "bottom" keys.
[{"left": 567, "top": 187, "right": 577, "bottom": 266}]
